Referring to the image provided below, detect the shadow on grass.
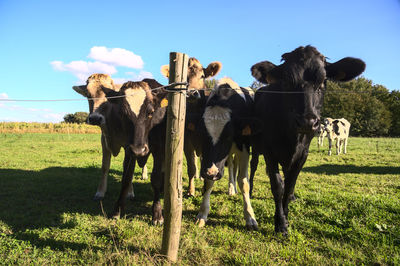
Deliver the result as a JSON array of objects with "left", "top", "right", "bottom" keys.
[
  {"left": 0, "top": 167, "right": 153, "bottom": 233},
  {"left": 303, "top": 164, "right": 400, "bottom": 175}
]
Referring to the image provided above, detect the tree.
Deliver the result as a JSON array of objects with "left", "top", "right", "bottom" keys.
[
  {"left": 63, "top": 112, "right": 89, "bottom": 124},
  {"left": 322, "top": 78, "right": 392, "bottom": 137}
]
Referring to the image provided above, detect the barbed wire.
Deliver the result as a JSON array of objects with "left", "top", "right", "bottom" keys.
[
  {"left": 0, "top": 82, "right": 189, "bottom": 102},
  {"left": 0, "top": 82, "right": 383, "bottom": 102}
]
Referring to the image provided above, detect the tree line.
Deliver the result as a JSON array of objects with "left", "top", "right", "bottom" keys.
[{"left": 65, "top": 78, "right": 400, "bottom": 137}]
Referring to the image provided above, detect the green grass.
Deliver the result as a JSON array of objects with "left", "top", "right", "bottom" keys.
[{"left": 0, "top": 133, "right": 399, "bottom": 264}]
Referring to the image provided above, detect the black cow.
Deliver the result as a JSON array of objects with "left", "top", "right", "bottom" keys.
[
  {"left": 196, "top": 77, "right": 258, "bottom": 230},
  {"left": 251, "top": 45, "right": 365, "bottom": 234},
  {"left": 104, "top": 79, "right": 169, "bottom": 225}
]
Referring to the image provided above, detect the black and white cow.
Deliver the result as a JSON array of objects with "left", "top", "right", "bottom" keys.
[
  {"left": 196, "top": 77, "right": 258, "bottom": 230},
  {"left": 161, "top": 58, "right": 222, "bottom": 196},
  {"left": 103, "top": 79, "right": 169, "bottom": 225},
  {"left": 326, "top": 118, "right": 351, "bottom": 155},
  {"left": 72, "top": 74, "right": 148, "bottom": 201},
  {"left": 251, "top": 45, "right": 365, "bottom": 234}
]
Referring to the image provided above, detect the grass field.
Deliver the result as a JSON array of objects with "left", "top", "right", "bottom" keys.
[{"left": 0, "top": 133, "right": 399, "bottom": 264}]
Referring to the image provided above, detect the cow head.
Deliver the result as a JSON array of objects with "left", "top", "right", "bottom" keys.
[
  {"left": 200, "top": 78, "right": 254, "bottom": 180},
  {"left": 72, "top": 73, "right": 119, "bottom": 126},
  {"left": 161, "top": 57, "right": 222, "bottom": 90},
  {"left": 104, "top": 80, "right": 168, "bottom": 157},
  {"left": 251, "top": 45, "right": 365, "bottom": 134}
]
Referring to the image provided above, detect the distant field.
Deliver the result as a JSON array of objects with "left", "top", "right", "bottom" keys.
[
  {"left": 0, "top": 133, "right": 399, "bottom": 264},
  {"left": 0, "top": 122, "right": 101, "bottom": 134}
]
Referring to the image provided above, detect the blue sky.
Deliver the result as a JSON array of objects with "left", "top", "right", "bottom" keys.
[{"left": 1, "top": 0, "right": 399, "bottom": 122}]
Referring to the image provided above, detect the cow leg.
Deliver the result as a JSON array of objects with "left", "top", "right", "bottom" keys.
[
  {"left": 328, "top": 138, "right": 333, "bottom": 156},
  {"left": 237, "top": 150, "right": 258, "bottom": 230},
  {"left": 282, "top": 155, "right": 307, "bottom": 233},
  {"left": 264, "top": 155, "right": 286, "bottom": 234},
  {"left": 249, "top": 152, "right": 259, "bottom": 198},
  {"left": 184, "top": 143, "right": 197, "bottom": 197},
  {"left": 151, "top": 152, "right": 164, "bottom": 225},
  {"left": 336, "top": 139, "right": 340, "bottom": 155},
  {"left": 227, "top": 154, "right": 237, "bottom": 196},
  {"left": 196, "top": 178, "right": 215, "bottom": 227},
  {"left": 111, "top": 148, "right": 136, "bottom": 219},
  {"left": 94, "top": 136, "right": 111, "bottom": 201},
  {"left": 141, "top": 164, "right": 148, "bottom": 180},
  {"left": 343, "top": 138, "right": 348, "bottom": 154}
]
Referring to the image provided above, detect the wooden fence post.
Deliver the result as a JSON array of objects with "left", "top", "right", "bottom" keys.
[{"left": 161, "top": 52, "right": 189, "bottom": 262}]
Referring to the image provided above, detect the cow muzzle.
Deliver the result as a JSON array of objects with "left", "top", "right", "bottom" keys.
[
  {"left": 296, "top": 114, "right": 320, "bottom": 133},
  {"left": 130, "top": 144, "right": 149, "bottom": 157},
  {"left": 202, "top": 164, "right": 222, "bottom": 181},
  {"left": 87, "top": 113, "right": 105, "bottom": 126}
]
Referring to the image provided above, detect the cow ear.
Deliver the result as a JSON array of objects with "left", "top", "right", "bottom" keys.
[
  {"left": 72, "top": 85, "right": 88, "bottom": 97},
  {"left": 102, "top": 86, "right": 121, "bottom": 103},
  {"left": 251, "top": 61, "right": 278, "bottom": 84},
  {"left": 204, "top": 62, "right": 222, "bottom": 78},
  {"left": 326, "top": 57, "right": 366, "bottom": 82},
  {"left": 161, "top": 65, "right": 170, "bottom": 78}
]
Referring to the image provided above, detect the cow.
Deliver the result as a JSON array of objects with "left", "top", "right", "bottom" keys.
[
  {"left": 101, "top": 79, "right": 168, "bottom": 225},
  {"left": 161, "top": 57, "right": 222, "bottom": 196},
  {"left": 317, "top": 117, "right": 333, "bottom": 150},
  {"left": 250, "top": 45, "right": 365, "bottom": 234},
  {"left": 195, "top": 77, "right": 258, "bottom": 230},
  {"left": 326, "top": 118, "right": 351, "bottom": 155},
  {"left": 108, "top": 58, "right": 222, "bottom": 224},
  {"left": 72, "top": 73, "right": 148, "bottom": 201}
]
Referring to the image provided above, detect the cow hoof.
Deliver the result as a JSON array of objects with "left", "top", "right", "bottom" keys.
[
  {"left": 110, "top": 212, "right": 120, "bottom": 220},
  {"left": 246, "top": 219, "right": 259, "bottom": 231},
  {"left": 289, "top": 194, "right": 296, "bottom": 202},
  {"left": 93, "top": 193, "right": 105, "bottom": 201},
  {"left": 228, "top": 184, "right": 237, "bottom": 196},
  {"left": 152, "top": 218, "right": 164, "bottom": 226},
  {"left": 186, "top": 192, "right": 195, "bottom": 197},
  {"left": 195, "top": 218, "right": 206, "bottom": 228},
  {"left": 126, "top": 193, "right": 135, "bottom": 201}
]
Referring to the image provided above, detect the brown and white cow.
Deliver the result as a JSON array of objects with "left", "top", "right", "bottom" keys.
[
  {"left": 325, "top": 118, "right": 351, "bottom": 155},
  {"left": 196, "top": 77, "right": 258, "bottom": 230},
  {"left": 72, "top": 73, "right": 148, "bottom": 201},
  {"left": 161, "top": 57, "right": 222, "bottom": 196}
]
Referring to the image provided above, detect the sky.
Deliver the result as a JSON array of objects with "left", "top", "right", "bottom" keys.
[{"left": 1, "top": 0, "right": 399, "bottom": 122}]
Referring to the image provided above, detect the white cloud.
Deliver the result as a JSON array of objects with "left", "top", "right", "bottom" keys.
[
  {"left": 51, "top": 60, "right": 117, "bottom": 84},
  {"left": 51, "top": 46, "right": 152, "bottom": 84},
  {"left": 88, "top": 46, "right": 144, "bottom": 69},
  {"left": 0, "top": 93, "right": 8, "bottom": 99}
]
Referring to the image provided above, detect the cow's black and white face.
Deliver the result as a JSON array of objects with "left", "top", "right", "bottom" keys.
[
  {"left": 72, "top": 73, "right": 118, "bottom": 126},
  {"left": 251, "top": 45, "right": 366, "bottom": 135},
  {"left": 104, "top": 81, "right": 168, "bottom": 157},
  {"left": 200, "top": 78, "right": 252, "bottom": 180}
]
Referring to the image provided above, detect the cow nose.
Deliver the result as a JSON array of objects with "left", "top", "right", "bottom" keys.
[
  {"left": 304, "top": 114, "right": 320, "bottom": 132},
  {"left": 130, "top": 144, "right": 149, "bottom": 157},
  {"left": 87, "top": 115, "right": 103, "bottom": 125},
  {"left": 203, "top": 164, "right": 222, "bottom": 181}
]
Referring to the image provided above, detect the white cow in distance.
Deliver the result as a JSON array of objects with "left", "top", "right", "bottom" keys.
[{"left": 325, "top": 118, "right": 351, "bottom": 155}]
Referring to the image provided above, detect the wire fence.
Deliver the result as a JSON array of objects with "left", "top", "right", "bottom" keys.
[{"left": 0, "top": 83, "right": 381, "bottom": 103}]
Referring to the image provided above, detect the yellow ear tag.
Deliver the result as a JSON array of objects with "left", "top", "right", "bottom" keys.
[{"left": 160, "top": 98, "right": 168, "bottom": 108}]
